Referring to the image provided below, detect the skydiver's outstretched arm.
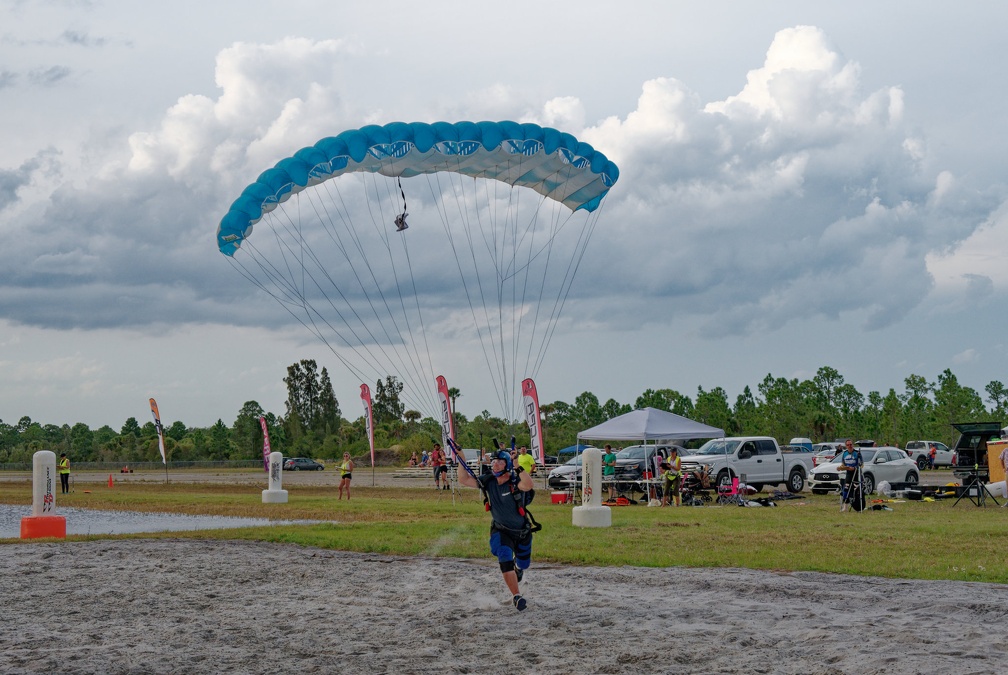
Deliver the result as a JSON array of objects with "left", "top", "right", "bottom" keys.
[{"left": 457, "top": 466, "right": 478, "bottom": 489}]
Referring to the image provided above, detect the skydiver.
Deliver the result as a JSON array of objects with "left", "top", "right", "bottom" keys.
[{"left": 456, "top": 447, "right": 537, "bottom": 611}]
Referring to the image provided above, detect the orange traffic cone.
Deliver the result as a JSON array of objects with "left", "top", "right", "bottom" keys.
[{"left": 108, "top": 474, "right": 113, "bottom": 488}]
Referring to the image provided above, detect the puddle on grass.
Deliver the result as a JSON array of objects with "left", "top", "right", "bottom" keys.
[{"left": 0, "top": 504, "right": 322, "bottom": 538}]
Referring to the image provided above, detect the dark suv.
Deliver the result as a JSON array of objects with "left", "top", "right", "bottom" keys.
[{"left": 614, "top": 445, "right": 684, "bottom": 480}]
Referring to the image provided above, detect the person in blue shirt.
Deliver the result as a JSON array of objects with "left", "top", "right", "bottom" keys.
[
  {"left": 838, "top": 440, "right": 863, "bottom": 512},
  {"left": 457, "top": 449, "right": 535, "bottom": 611}
]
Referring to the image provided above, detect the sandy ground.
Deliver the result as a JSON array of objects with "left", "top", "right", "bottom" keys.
[{"left": 1, "top": 539, "right": 1005, "bottom": 675}]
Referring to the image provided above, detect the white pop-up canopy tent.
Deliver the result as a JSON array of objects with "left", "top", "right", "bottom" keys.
[
  {"left": 578, "top": 407, "right": 724, "bottom": 442},
  {"left": 577, "top": 408, "right": 725, "bottom": 502}
]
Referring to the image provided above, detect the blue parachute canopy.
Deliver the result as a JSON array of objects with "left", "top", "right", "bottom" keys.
[{"left": 217, "top": 121, "right": 619, "bottom": 256}]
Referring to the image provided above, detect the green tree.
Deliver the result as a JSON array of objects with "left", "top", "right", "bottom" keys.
[
  {"left": 572, "top": 392, "right": 603, "bottom": 428},
  {"left": 233, "top": 401, "right": 266, "bottom": 459},
  {"left": 121, "top": 417, "right": 141, "bottom": 437},
  {"left": 601, "top": 398, "right": 630, "bottom": 420},
  {"left": 695, "top": 386, "right": 733, "bottom": 434},
  {"left": 933, "top": 369, "right": 985, "bottom": 445},
  {"left": 732, "top": 386, "right": 759, "bottom": 435},
  {"left": 69, "top": 422, "right": 94, "bottom": 461},
  {"left": 902, "top": 374, "right": 933, "bottom": 441},
  {"left": 373, "top": 375, "right": 405, "bottom": 425},
  {"left": 166, "top": 421, "right": 187, "bottom": 442},
  {"left": 986, "top": 380, "right": 1007, "bottom": 419},
  {"left": 208, "top": 419, "right": 232, "bottom": 460}
]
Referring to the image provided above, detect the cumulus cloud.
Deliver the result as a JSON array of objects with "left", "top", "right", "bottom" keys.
[
  {"left": 573, "top": 25, "right": 987, "bottom": 335},
  {"left": 0, "top": 149, "right": 58, "bottom": 211},
  {"left": 0, "top": 27, "right": 1002, "bottom": 349}
]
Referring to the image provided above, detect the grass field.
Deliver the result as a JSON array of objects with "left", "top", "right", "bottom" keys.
[{"left": 2, "top": 476, "right": 1005, "bottom": 584}]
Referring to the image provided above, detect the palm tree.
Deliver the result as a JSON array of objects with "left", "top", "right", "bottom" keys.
[{"left": 448, "top": 387, "right": 461, "bottom": 412}]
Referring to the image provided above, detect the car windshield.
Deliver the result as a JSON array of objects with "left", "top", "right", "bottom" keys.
[
  {"left": 694, "top": 440, "right": 740, "bottom": 456},
  {"left": 563, "top": 456, "right": 583, "bottom": 466},
  {"left": 616, "top": 447, "right": 645, "bottom": 460}
]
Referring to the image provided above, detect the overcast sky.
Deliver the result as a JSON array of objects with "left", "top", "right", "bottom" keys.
[{"left": 2, "top": 1, "right": 1008, "bottom": 430}]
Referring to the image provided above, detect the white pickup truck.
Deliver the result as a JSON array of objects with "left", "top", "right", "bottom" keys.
[
  {"left": 679, "top": 436, "right": 812, "bottom": 493},
  {"left": 903, "top": 440, "right": 954, "bottom": 470}
]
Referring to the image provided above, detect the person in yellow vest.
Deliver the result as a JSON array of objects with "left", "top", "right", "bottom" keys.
[
  {"left": 338, "top": 452, "right": 354, "bottom": 500},
  {"left": 660, "top": 448, "right": 682, "bottom": 507},
  {"left": 58, "top": 453, "right": 70, "bottom": 494},
  {"left": 516, "top": 446, "right": 536, "bottom": 475}
]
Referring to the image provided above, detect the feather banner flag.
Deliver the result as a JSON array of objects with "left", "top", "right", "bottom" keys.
[
  {"left": 436, "top": 376, "right": 457, "bottom": 458},
  {"left": 259, "top": 416, "right": 272, "bottom": 472},
  {"left": 360, "top": 383, "right": 375, "bottom": 468},
  {"left": 149, "top": 398, "right": 167, "bottom": 465},
  {"left": 522, "top": 378, "right": 545, "bottom": 465}
]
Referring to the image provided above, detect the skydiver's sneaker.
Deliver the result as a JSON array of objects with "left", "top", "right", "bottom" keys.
[{"left": 512, "top": 594, "right": 527, "bottom": 611}]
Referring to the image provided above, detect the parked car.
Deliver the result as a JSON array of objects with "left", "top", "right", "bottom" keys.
[
  {"left": 284, "top": 457, "right": 325, "bottom": 471},
  {"left": 613, "top": 444, "right": 683, "bottom": 480},
  {"left": 679, "top": 437, "right": 812, "bottom": 493},
  {"left": 789, "top": 437, "right": 814, "bottom": 452},
  {"left": 811, "top": 442, "right": 843, "bottom": 467},
  {"left": 807, "top": 447, "right": 919, "bottom": 495},
  {"left": 951, "top": 421, "right": 1004, "bottom": 482},
  {"left": 547, "top": 454, "right": 585, "bottom": 488},
  {"left": 904, "top": 440, "right": 954, "bottom": 470}
]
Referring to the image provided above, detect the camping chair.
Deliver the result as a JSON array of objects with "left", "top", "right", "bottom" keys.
[{"left": 717, "top": 476, "right": 743, "bottom": 505}]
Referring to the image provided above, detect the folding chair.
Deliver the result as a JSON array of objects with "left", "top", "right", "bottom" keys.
[{"left": 717, "top": 476, "right": 743, "bottom": 505}]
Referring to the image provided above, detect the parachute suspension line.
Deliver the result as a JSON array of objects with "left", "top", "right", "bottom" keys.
[
  {"left": 373, "top": 168, "right": 441, "bottom": 418},
  {"left": 264, "top": 187, "right": 437, "bottom": 419},
  {"left": 379, "top": 168, "right": 441, "bottom": 418},
  {"left": 225, "top": 250, "right": 379, "bottom": 398},
  {"left": 426, "top": 166, "right": 512, "bottom": 418},
  {"left": 531, "top": 195, "right": 608, "bottom": 377},
  {"left": 351, "top": 170, "right": 441, "bottom": 418},
  {"left": 301, "top": 180, "right": 438, "bottom": 418},
  {"left": 260, "top": 202, "right": 423, "bottom": 403},
  {"left": 444, "top": 163, "right": 517, "bottom": 417}
]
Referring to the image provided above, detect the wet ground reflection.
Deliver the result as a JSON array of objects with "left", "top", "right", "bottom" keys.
[{"left": 0, "top": 504, "right": 321, "bottom": 538}]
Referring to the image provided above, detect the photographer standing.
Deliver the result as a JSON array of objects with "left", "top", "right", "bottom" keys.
[{"left": 838, "top": 440, "right": 863, "bottom": 512}]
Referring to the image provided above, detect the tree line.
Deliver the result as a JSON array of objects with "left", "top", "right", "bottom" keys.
[{"left": 1, "top": 361, "right": 1005, "bottom": 465}]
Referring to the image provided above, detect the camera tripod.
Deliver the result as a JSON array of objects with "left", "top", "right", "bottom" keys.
[
  {"left": 841, "top": 465, "right": 866, "bottom": 512},
  {"left": 952, "top": 466, "right": 1000, "bottom": 507}
]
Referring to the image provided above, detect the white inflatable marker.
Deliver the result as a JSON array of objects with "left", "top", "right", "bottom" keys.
[
  {"left": 21, "top": 450, "right": 67, "bottom": 538},
  {"left": 572, "top": 447, "right": 611, "bottom": 527},
  {"left": 262, "top": 451, "right": 289, "bottom": 503}
]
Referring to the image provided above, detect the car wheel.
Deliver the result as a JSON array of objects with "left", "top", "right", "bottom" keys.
[
  {"left": 916, "top": 456, "right": 928, "bottom": 470},
  {"left": 905, "top": 471, "right": 918, "bottom": 485},
  {"left": 716, "top": 470, "right": 732, "bottom": 490},
  {"left": 317, "top": 466, "right": 324, "bottom": 471},
  {"left": 862, "top": 474, "right": 875, "bottom": 495},
  {"left": 294, "top": 466, "right": 300, "bottom": 471},
  {"left": 787, "top": 470, "right": 805, "bottom": 493}
]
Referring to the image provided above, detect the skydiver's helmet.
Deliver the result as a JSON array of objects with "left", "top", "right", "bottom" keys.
[{"left": 493, "top": 449, "right": 514, "bottom": 476}]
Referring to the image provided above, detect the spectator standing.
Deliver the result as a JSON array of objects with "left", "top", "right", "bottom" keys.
[
  {"left": 338, "top": 452, "right": 354, "bottom": 500},
  {"left": 431, "top": 442, "right": 448, "bottom": 490},
  {"left": 602, "top": 444, "right": 617, "bottom": 502},
  {"left": 516, "top": 446, "right": 536, "bottom": 475},
  {"left": 58, "top": 453, "right": 70, "bottom": 494}
]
